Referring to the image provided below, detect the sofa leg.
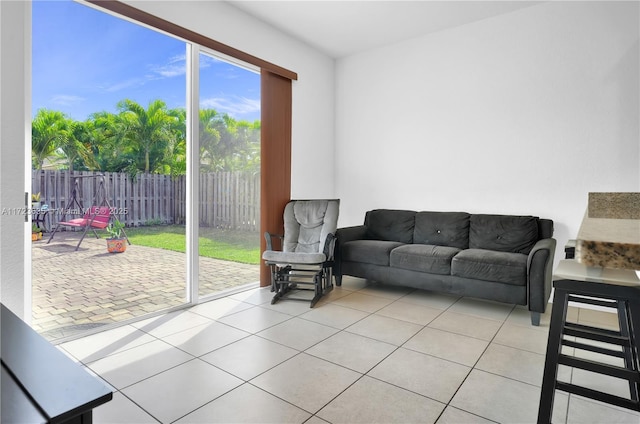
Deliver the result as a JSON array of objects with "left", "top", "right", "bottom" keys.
[
  {"left": 531, "top": 311, "right": 541, "bottom": 326},
  {"left": 335, "top": 274, "right": 342, "bottom": 286}
]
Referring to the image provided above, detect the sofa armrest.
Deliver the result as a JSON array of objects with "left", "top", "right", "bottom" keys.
[
  {"left": 336, "top": 225, "right": 367, "bottom": 244},
  {"left": 527, "top": 238, "right": 557, "bottom": 315},
  {"left": 334, "top": 225, "right": 367, "bottom": 285}
]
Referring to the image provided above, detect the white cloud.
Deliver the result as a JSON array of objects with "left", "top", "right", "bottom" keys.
[
  {"left": 150, "top": 54, "right": 187, "bottom": 78},
  {"left": 103, "top": 78, "right": 145, "bottom": 93},
  {"left": 168, "top": 54, "right": 186, "bottom": 64},
  {"left": 103, "top": 53, "right": 246, "bottom": 94},
  {"left": 152, "top": 63, "right": 186, "bottom": 78},
  {"left": 51, "top": 94, "right": 84, "bottom": 106},
  {"left": 200, "top": 54, "right": 223, "bottom": 69},
  {"left": 102, "top": 54, "right": 186, "bottom": 93},
  {"left": 200, "top": 96, "right": 260, "bottom": 117}
]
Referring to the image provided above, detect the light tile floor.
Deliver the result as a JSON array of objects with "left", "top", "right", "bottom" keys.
[{"left": 57, "top": 276, "right": 640, "bottom": 424}]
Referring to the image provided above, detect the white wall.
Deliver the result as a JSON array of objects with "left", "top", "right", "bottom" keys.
[
  {"left": 335, "top": 1, "right": 639, "bottom": 264},
  {"left": 123, "top": 0, "right": 337, "bottom": 199},
  {"left": 0, "top": 0, "right": 31, "bottom": 319}
]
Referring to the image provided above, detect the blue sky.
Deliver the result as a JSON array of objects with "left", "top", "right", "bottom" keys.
[{"left": 32, "top": 0, "right": 260, "bottom": 122}]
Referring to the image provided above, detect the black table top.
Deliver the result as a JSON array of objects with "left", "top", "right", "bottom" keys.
[
  {"left": 1, "top": 304, "right": 112, "bottom": 423},
  {"left": 1, "top": 365, "right": 47, "bottom": 423}
]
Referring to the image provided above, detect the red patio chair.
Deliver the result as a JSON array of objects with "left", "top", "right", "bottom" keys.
[{"left": 47, "top": 206, "right": 111, "bottom": 251}]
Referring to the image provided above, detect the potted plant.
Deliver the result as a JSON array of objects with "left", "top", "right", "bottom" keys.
[
  {"left": 31, "top": 192, "right": 42, "bottom": 209},
  {"left": 105, "top": 220, "right": 127, "bottom": 253},
  {"left": 31, "top": 223, "right": 43, "bottom": 241}
]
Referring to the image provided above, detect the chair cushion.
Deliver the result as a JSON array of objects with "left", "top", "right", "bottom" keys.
[
  {"left": 60, "top": 218, "right": 89, "bottom": 227},
  {"left": 342, "top": 240, "right": 404, "bottom": 266},
  {"left": 60, "top": 206, "right": 111, "bottom": 229},
  {"left": 451, "top": 249, "right": 528, "bottom": 286},
  {"left": 390, "top": 244, "right": 461, "bottom": 275},
  {"left": 262, "top": 250, "right": 326, "bottom": 264},
  {"left": 88, "top": 206, "right": 110, "bottom": 228},
  {"left": 469, "top": 214, "right": 539, "bottom": 254},
  {"left": 365, "top": 209, "right": 416, "bottom": 243},
  {"left": 413, "top": 211, "right": 470, "bottom": 249},
  {"left": 284, "top": 200, "right": 330, "bottom": 253}
]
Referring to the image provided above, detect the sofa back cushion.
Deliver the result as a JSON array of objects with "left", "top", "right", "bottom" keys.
[
  {"left": 365, "top": 209, "right": 416, "bottom": 243},
  {"left": 469, "top": 214, "right": 539, "bottom": 254},
  {"left": 413, "top": 212, "right": 470, "bottom": 249},
  {"left": 539, "top": 218, "right": 554, "bottom": 240}
]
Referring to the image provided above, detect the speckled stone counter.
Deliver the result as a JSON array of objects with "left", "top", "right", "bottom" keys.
[
  {"left": 588, "top": 192, "right": 640, "bottom": 219},
  {"left": 575, "top": 193, "right": 640, "bottom": 270}
]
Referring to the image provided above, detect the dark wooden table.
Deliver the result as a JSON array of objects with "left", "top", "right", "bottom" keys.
[
  {"left": 1, "top": 304, "right": 112, "bottom": 423},
  {"left": 538, "top": 260, "right": 640, "bottom": 423}
]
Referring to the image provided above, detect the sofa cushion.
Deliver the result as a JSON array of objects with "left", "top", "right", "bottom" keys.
[
  {"left": 342, "top": 240, "right": 405, "bottom": 266},
  {"left": 365, "top": 209, "right": 416, "bottom": 243},
  {"left": 390, "top": 244, "right": 461, "bottom": 275},
  {"left": 451, "top": 249, "right": 528, "bottom": 286},
  {"left": 413, "top": 211, "right": 470, "bottom": 249},
  {"left": 469, "top": 214, "right": 539, "bottom": 254}
]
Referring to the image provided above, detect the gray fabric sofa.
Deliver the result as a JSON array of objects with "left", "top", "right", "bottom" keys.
[{"left": 335, "top": 209, "right": 556, "bottom": 325}]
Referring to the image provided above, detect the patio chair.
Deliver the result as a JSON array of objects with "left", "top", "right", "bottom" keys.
[
  {"left": 262, "top": 199, "right": 340, "bottom": 307},
  {"left": 47, "top": 205, "right": 114, "bottom": 251}
]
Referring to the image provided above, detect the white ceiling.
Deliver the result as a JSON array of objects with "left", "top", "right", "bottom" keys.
[{"left": 226, "top": 1, "right": 541, "bottom": 58}]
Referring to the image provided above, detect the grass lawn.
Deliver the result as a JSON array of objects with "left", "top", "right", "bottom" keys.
[{"left": 124, "top": 225, "right": 261, "bottom": 265}]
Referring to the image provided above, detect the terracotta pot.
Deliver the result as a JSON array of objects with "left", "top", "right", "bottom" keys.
[{"left": 106, "top": 238, "right": 126, "bottom": 253}]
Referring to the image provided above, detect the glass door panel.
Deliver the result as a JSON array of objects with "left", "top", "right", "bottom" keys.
[
  {"left": 197, "top": 51, "right": 261, "bottom": 298},
  {"left": 31, "top": 0, "right": 188, "bottom": 341}
]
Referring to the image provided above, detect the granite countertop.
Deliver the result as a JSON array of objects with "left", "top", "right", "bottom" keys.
[
  {"left": 588, "top": 192, "right": 640, "bottom": 219},
  {"left": 575, "top": 193, "right": 640, "bottom": 270}
]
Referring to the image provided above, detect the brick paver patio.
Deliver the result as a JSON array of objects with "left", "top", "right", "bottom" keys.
[{"left": 32, "top": 232, "right": 260, "bottom": 341}]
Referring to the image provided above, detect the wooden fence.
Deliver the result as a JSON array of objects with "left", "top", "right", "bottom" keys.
[{"left": 31, "top": 170, "right": 260, "bottom": 230}]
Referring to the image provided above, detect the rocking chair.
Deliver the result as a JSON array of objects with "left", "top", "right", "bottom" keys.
[{"left": 262, "top": 199, "right": 340, "bottom": 307}]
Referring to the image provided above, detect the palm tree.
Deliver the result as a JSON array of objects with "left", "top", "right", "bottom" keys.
[
  {"left": 117, "top": 99, "right": 177, "bottom": 173},
  {"left": 31, "top": 109, "right": 67, "bottom": 169},
  {"left": 198, "top": 109, "right": 260, "bottom": 172},
  {"left": 31, "top": 102, "right": 260, "bottom": 174},
  {"left": 162, "top": 107, "right": 187, "bottom": 177},
  {"left": 89, "top": 111, "right": 134, "bottom": 173},
  {"left": 232, "top": 119, "right": 260, "bottom": 172},
  {"left": 58, "top": 119, "right": 99, "bottom": 171},
  {"left": 199, "top": 108, "right": 222, "bottom": 172},
  {"left": 216, "top": 114, "right": 239, "bottom": 171}
]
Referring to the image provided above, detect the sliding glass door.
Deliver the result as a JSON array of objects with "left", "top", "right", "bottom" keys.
[
  {"left": 31, "top": 0, "right": 261, "bottom": 342},
  {"left": 196, "top": 50, "right": 261, "bottom": 299}
]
